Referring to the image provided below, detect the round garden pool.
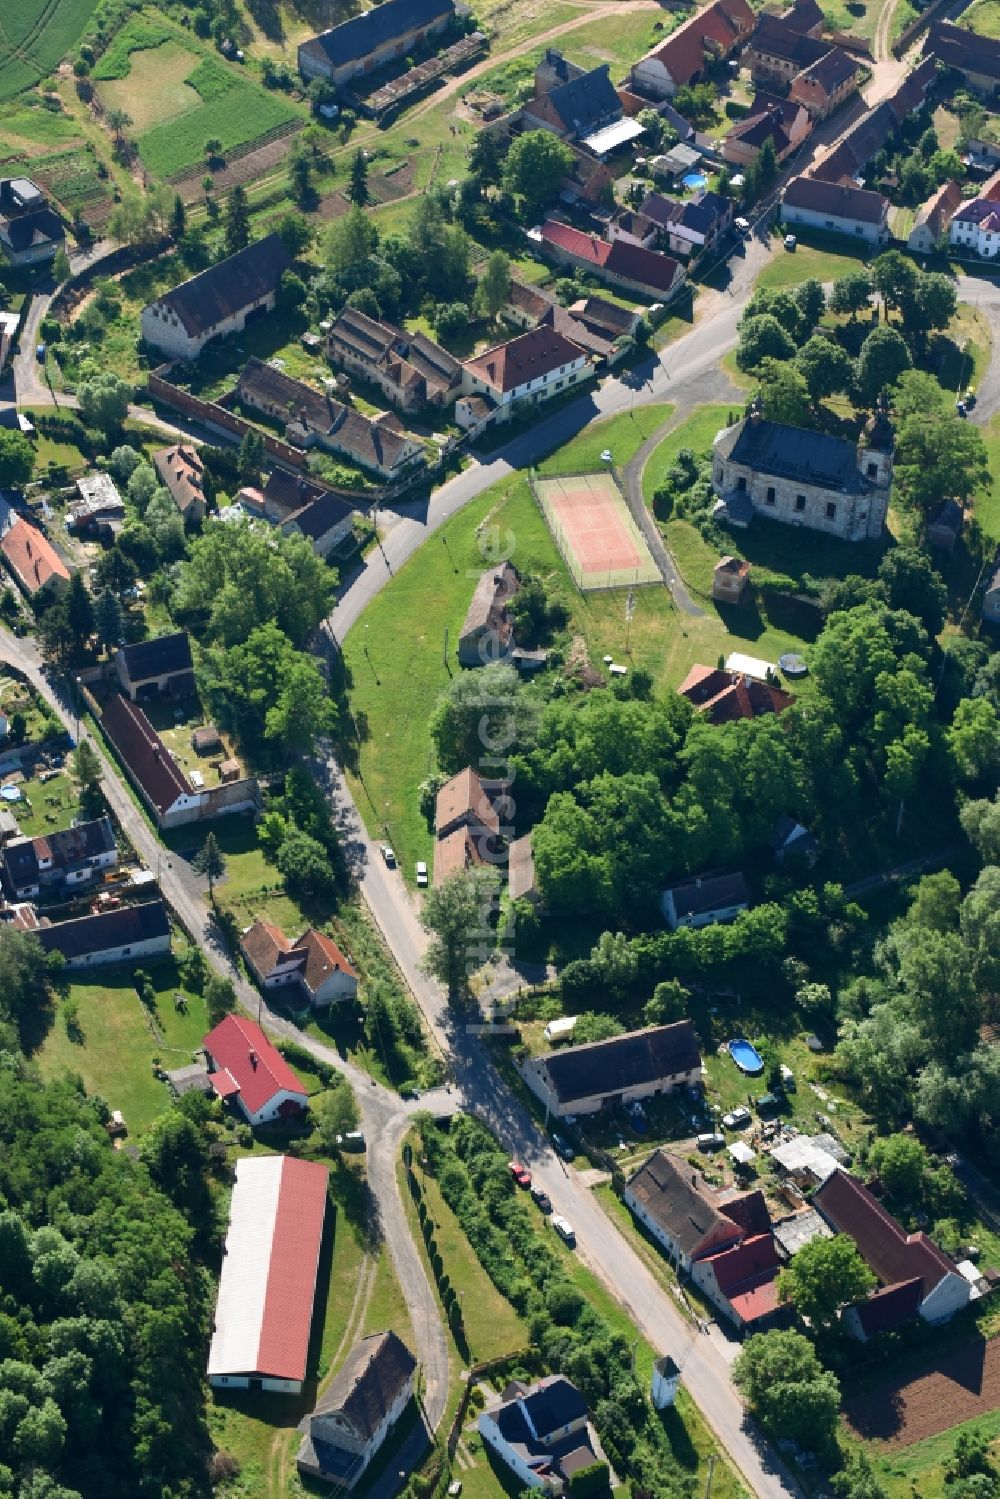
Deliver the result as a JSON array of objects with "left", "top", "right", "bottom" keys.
[{"left": 729, "top": 1038, "right": 764, "bottom": 1074}]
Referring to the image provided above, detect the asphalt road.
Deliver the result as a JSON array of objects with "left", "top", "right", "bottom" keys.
[{"left": 0, "top": 631, "right": 453, "bottom": 1462}]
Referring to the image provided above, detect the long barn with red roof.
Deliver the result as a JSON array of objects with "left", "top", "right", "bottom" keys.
[
  {"left": 208, "top": 1155, "right": 329, "bottom": 1393},
  {"left": 203, "top": 1014, "right": 309, "bottom": 1127}
]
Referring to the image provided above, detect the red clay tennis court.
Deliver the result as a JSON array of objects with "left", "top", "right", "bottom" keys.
[{"left": 532, "top": 471, "right": 661, "bottom": 591}]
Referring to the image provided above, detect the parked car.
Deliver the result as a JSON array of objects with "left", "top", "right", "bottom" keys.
[
  {"left": 734, "top": 216, "right": 750, "bottom": 235},
  {"left": 508, "top": 1160, "right": 531, "bottom": 1188},
  {"left": 783, "top": 234, "right": 797, "bottom": 250},
  {"left": 380, "top": 844, "right": 396, "bottom": 867},
  {"left": 551, "top": 1215, "right": 576, "bottom": 1246},
  {"left": 415, "top": 860, "right": 428, "bottom": 887},
  {"left": 36, "top": 343, "right": 45, "bottom": 361},
  {"left": 530, "top": 1182, "right": 553, "bottom": 1212},
  {"left": 956, "top": 399, "right": 967, "bottom": 417},
  {"left": 779, "top": 1064, "right": 796, "bottom": 1091},
  {"left": 336, "top": 1131, "right": 366, "bottom": 1152},
  {"left": 722, "top": 1106, "right": 752, "bottom": 1130},
  {"left": 697, "top": 1131, "right": 725, "bottom": 1151},
  {"left": 550, "top": 1131, "right": 575, "bottom": 1162}
]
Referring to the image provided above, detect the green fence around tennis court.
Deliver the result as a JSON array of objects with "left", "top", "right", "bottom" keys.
[{"left": 530, "top": 469, "right": 662, "bottom": 593}]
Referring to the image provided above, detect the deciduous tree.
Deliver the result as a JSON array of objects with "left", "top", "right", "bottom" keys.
[
  {"left": 501, "top": 131, "right": 574, "bottom": 218},
  {"left": 421, "top": 867, "right": 501, "bottom": 1000}
]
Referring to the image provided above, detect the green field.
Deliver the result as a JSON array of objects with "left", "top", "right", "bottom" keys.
[
  {"left": 976, "top": 413, "right": 1000, "bottom": 542},
  {"left": 137, "top": 69, "right": 300, "bottom": 178},
  {"left": 962, "top": 0, "right": 1000, "bottom": 37},
  {"left": 92, "top": 13, "right": 176, "bottom": 78},
  {"left": 36, "top": 960, "right": 211, "bottom": 1135},
  {"left": 758, "top": 231, "right": 868, "bottom": 291},
  {"left": 0, "top": 0, "right": 98, "bottom": 100}
]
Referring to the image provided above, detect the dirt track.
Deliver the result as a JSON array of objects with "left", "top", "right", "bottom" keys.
[{"left": 845, "top": 1337, "right": 1000, "bottom": 1447}]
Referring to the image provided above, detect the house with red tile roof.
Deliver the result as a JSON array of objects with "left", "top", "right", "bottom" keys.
[
  {"left": 457, "top": 325, "right": 590, "bottom": 430},
  {"left": 692, "top": 1233, "right": 786, "bottom": 1330},
  {"left": 153, "top": 445, "right": 208, "bottom": 523},
  {"left": 203, "top": 1013, "right": 309, "bottom": 1126},
  {"left": 537, "top": 220, "right": 685, "bottom": 300},
  {"left": 813, "top": 1169, "right": 971, "bottom": 1339},
  {"left": 208, "top": 1154, "right": 329, "bottom": 1393},
  {"left": 678, "top": 663, "right": 794, "bottom": 724},
  {"left": 241, "top": 917, "right": 358, "bottom": 1006},
  {"left": 631, "top": 0, "right": 755, "bottom": 99},
  {"left": 625, "top": 1149, "right": 770, "bottom": 1271},
  {"left": 0, "top": 517, "right": 70, "bottom": 598}
]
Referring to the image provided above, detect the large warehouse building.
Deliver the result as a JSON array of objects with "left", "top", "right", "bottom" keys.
[{"left": 208, "top": 1155, "right": 330, "bottom": 1394}]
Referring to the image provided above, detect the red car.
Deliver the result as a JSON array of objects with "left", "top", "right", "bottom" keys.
[{"left": 508, "top": 1160, "right": 532, "bottom": 1188}]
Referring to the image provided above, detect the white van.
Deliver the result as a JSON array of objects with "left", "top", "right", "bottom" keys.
[
  {"left": 543, "top": 1016, "right": 578, "bottom": 1044},
  {"left": 551, "top": 1215, "right": 576, "bottom": 1246}
]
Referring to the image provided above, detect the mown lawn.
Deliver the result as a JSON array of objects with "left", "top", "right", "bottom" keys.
[
  {"left": 976, "top": 414, "right": 1000, "bottom": 542},
  {"left": 961, "top": 0, "right": 1000, "bottom": 36},
  {"left": 538, "top": 403, "right": 674, "bottom": 476},
  {"left": 757, "top": 232, "right": 868, "bottom": 291},
  {"left": 35, "top": 958, "right": 210, "bottom": 1135},
  {"left": 14, "top": 770, "right": 83, "bottom": 838},
  {"left": 642, "top": 405, "right": 730, "bottom": 507}
]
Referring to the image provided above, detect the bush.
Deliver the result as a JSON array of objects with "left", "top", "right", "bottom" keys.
[{"left": 569, "top": 1461, "right": 611, "bottom": 1498}]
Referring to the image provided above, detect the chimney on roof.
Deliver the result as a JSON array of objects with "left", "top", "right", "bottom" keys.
[{"left": 249, "top": 1050, "right": 258, "bottom": 1069}]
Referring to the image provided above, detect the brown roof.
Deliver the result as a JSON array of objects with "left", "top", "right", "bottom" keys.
[
  {"left": 242, "top": 919, "right": 293, "bottom": 979},
  {"left": 537, "top": 1022, "right": 702, "bottom": 1107},
  {"left": 505, "top": 280, "right": 556, "bottom": 321},
  {"left": 433, "top": 826, "right": 483, "bottom": 884},
  {"left": 327, "top": 307, "right": 459, "bottom": 398},
  {"left": 101, "top": 694, "right": 192, "bottom": 815},
  {"left": 639, "top": 0, "right": 756, "bottom": 87},
  {"left": 236, "top": 358, "right": 420, "bottom": 476},
  {"left": 853, "top": 1276, "right": 924, "bottom": 1337},
  {"left": 462, "top": 325, "right": 586, "bottom": 396},
  {"left": 153, "top": 445, "right": 206, "bottom": 517},
  {"left": 783, "top": 175, "right": 888, "bottom": 224},
  {"left": 714, "top": 555, "right": 750, "bottom": 581},
  {"left": 568, "top": 296, "right": 638, "bottom": 336},
  {"left": 813, "top": 1169, "right": 957, "bottom": 1296},
  {"left": 796, "top": 46, "right": 857, "bottom": 93},
  {"left": 626, "top": 1148, "right": 765, "bottom": 1259},
  {"left": 911, "top": 178, "right": 964, "bottom": 238},
  {"left": 460, "top": 562, "right": 519, "bottom": 649},
  {"left": 677, "top": 664, "right": 793, "bottom": 723},
  {"left": 1, "top": 517, "right": 70, "bottom": 594},
  {"left": 750, "top": 13, "right": 831, "bottom": 66},
  {"left": 887, "top": 54, "right": 937, "bottom": 121},
  {"left": 435, "top": 767, "right": 500, "bottom": 836},
  {"left": 294, "top": 927, "right": 357, "bottom": 991},
  {"left": 539, "top": 220, "right": 683, "bottom": 296},
  {"left": 926, "top": 22, "right": 1000, "bottom": 84}
]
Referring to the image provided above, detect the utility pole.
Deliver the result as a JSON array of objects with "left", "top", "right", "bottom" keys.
[
  {"left": 705, "top": 1453, "right": 717, "bottom": 1499},
  {"left": 443, "top": 626, "right": 449, "bottom": 666},
  {"left": 625, "top": 588, "right": 636, "bottom": 655}
]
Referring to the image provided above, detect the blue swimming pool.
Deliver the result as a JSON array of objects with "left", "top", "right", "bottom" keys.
[
  {"left": 681, "top": 171, "right": 707, "bottom": 190},
  {"left": 729, "top": 1038, "right": 764, "bottom": 1075}
]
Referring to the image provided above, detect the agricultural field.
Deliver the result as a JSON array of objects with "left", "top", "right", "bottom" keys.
[
  {"left": 89, "top": 12, "right": 302, "bottom": 181},
  {"left": 0, "top": 0, "right": 99, "bottom": 101}
]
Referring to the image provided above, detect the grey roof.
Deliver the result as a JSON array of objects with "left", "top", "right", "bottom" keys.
[
  {"left": 626, "top": 1149, "right": 766, "bottom": 1257},
  {"left": 751, "top": 14, "right": 830, "bottom": 66},
  {"left": 927, "top": 22, "right": 1000, "bottom": 84},
  {"left": 536, "top": 1021, "right": 701, "bottom": 1105},
  {"left": 728, "top": 414, "right": 874, "bottom": 493},
  {"left": 783, "top": 175, "right": 888, "bottom": 224},
  {"left": 310, "top": 1331, "right": 415, "bottom": 1441},
  {"left": 299, "top": 0, "right": 453, "bottom": 69},
  {"left": 152, "top": 234, "right": 291, "bottom": 338},
  {"left": 285, "top": 488, "right": 357, "bottom": 542},
  {"left": 3, "top": 815, "right": 116, "bottom": 890},
  {"left": 641, "top": 190, "right": 728, "bottom": 237},
  {"left": 37, "top": 899, "right": 171, "bottom": 961},
  {"left": 119, "top": 631, "right": 193, "bottom": 683},
  {"left": 0, "top": 204, "right": 64, "bottom": 254},
  {"left": 798, "top": 46, "right": 857, "bottom": 91},
  {"left": 493, "top": 1376, "right": 588, "bottom": 1446},
  {"left": 546, "top": 63, "right": 621, "bottom": 136},
  {"left": 781, "top": 0, "right": 824, "bottom": 33},
  {"left": 664, "top": 870, "right": 748, "bottom": 918}
]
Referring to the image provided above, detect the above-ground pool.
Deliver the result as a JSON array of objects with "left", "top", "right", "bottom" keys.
[
  {"left": 0, "top": 784, "right": 21, "bottom": 802},
  {"left": 729, "top": 1038, "right": 764, "bottom": 1075},
  {"left": 681, "top": 171, "right": 707, "bottom": 190}
]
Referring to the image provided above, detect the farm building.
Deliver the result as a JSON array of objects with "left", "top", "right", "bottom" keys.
[
  {"left": 298, "top": 0, "right": 456, "bottom": 86},
  {"left": 297, "top": 1331, "right": 417, "bottom": 1485},
  {"left": 141, "top": 234, "right": 292, "bottom": 359},
  {"left": 457, "top": 562, "right": 520, "bottom": 667},
  {"left": 36, "top": 899, "right": 172, "bottom": 969},
  {"left": 203, "top": 1014, "right": 309, "bottom": 1126},
  {"left": 623, "top": 1150, "right": 770, "bottom": 1273},
  {"left": 208, "top": 1154, "right": 329, "bottom": 1394},
  {"left": 630, "top": 0, "right": 755, "bottom": 98},
  {"left": 519, "top": 1021, "right": 702, "bottom": 1118},
  {"left": 115, "top": 632, "right": 195, "bottom": 702}
]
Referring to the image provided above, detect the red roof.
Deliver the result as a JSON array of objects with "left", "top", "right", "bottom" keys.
[
  {"left": 210, "top": 1070, "right": 240, "bottom": 1099},
  {"left": 814, "top": 1169, "right": 956, "bottom": 1297},
  {"left": 203, "top": 1014, "right": 307, "bottom": 1116},
  {"left": 462, "top": 325, "right": 586, "bottom": 395},
  {"left": 102, "top": 694, "right": 192, "bottom": 815},
  {"left": 678, "top": 665, "right": 794, "bottom": 724},
  {"left": 704, "top": 1233, "right": 782, "bottom": 1323},
  {"left": 1, "top": 517, "right": 70, "bottom": 594},
  {"left": 540, "top": 220, "right": 682, "bottom": 295},
  {"left": 853, "top": 1276, "right": 924, "bottom": 1337},
  {"left": 640, "top": 0, "right": 755, "bottom": 87},
  {"left": 258, "top": 1157, "right": 329, "bottom": 1381}
]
